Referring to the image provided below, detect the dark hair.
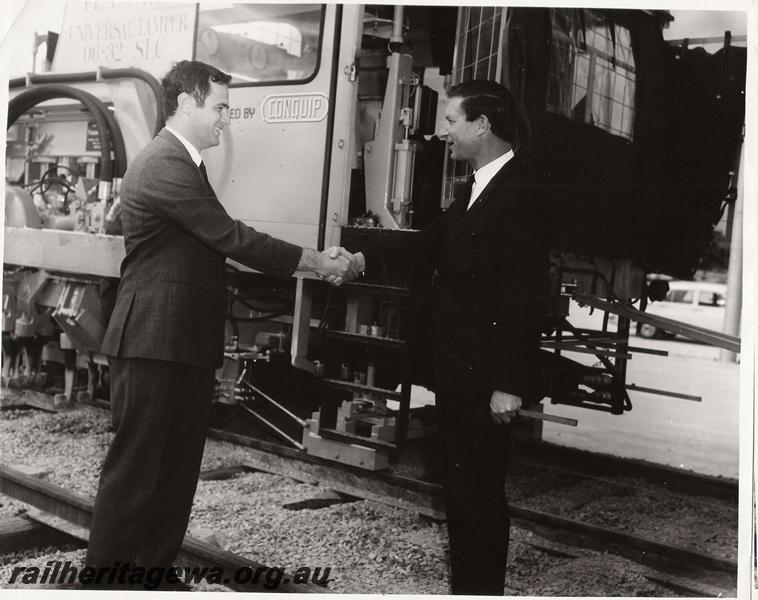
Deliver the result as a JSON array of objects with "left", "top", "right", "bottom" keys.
[
  {"left": 161, "top": 60, "right": 232, "bottom": 118},
  {"left": 447, "top": 79, "right": 517, "bottom": 143}
]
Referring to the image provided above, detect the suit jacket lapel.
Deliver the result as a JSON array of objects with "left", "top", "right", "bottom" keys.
[
  {"left": 442, "top": 177, "right": 472, "bottom": 248},
  {"left": 161, "top": 128, "right": 215, "bottom": 196},
  {"left": 441, "top": 158, "right": 517, "bottom": 255}
]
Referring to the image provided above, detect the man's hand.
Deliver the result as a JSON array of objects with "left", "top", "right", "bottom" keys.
[
  {"left": 327, "top": 247, "right": 364, "bottom": 280},
  {"left": 320, "top": 247, "right": 367, "bottom": 285},
  {"left": 490, "top": 390, "right": 522, "bottom": 425},
  {"left": 317, "top": 247, "right": 352, "bottom": 285},
  {"left": 298, "top": 248, "right": 364, "bottom": 286},
  {"left": 353, "top": 251, "right": 366, "bottom": 279}
]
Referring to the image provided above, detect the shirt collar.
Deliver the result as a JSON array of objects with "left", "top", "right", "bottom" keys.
[
  {"left": 165, "top": 125, "right": 202, "bottom": 166},
  {"left": 473, "top": 149, "right": 515, "bottom": 187}
]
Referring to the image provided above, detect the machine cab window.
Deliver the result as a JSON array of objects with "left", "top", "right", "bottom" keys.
[
  {"left": 195, "top": 4, "right": 324, "bottom": 85},
  {"left": 547, "top": 9, "right": 636, "bottom": 140}
]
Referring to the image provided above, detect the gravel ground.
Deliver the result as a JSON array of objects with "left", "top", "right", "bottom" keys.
[
  {"left": 191, "top": 473, "right": 450, "bottom": 593},
  {"left": 0, "top": 402, "right": 738, "bottom": 594},
  {"left": 507, "top": 468, "right": 738, "bottom": 560}
]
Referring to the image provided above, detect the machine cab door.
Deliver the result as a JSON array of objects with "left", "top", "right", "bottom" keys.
[{"left": 198, "top": 4, "right": 346, "bottom": 250}]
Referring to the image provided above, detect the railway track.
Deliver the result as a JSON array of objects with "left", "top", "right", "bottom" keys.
[
  {"left": 0, "top": 464, "right": 325, "bottom": 592},
  {"left": 0, "top": 394, "right": 738, "bottom": 595},
  {"left": 509, "top": 440, "right": 738, "bottom": 502},
  {"left": 202, "top": 428, "right": 737, "bottom": 594},
  {"left": 0, "top": 455, "right": 736, "bottom": 596}
]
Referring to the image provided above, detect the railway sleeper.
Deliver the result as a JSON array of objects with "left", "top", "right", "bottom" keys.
[{"left": 282, "top": 489, "right": 360, "bottom": 511}]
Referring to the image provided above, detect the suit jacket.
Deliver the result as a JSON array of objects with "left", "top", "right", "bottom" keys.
[
  {"left": 363, "top": 154, "right": 549, "bottom": 402},
  {"left": 101, "top": 129, "right": 303, "bottom": 369}
]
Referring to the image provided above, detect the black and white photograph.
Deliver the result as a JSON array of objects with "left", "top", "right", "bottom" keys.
[{"left": 0, "top": 0, "right": 754, "bottom": 596}]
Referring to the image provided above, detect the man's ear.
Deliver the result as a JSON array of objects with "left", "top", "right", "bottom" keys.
[
  {"left": 477, "top": 114, "right": 491, "bottom": 136},
  {"left": 177, "top": 91, "right": 193, "bottom": 115}
]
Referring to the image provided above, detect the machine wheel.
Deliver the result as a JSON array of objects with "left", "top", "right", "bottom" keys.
[{"left": 638, "top": 323, "right": 658, "bottom": 338}]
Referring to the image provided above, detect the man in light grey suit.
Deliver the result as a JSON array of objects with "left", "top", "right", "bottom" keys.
[{"left": 86, "top": 60, "right": 349, "bottom": 588}]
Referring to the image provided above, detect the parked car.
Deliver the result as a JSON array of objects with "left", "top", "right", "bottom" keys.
[{"left": 636, "top": 280, "right": 727, "bottom": 339}]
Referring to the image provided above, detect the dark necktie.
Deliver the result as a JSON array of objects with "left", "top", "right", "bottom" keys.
[
  {"left": 199, "top": 161, "right": 210, "bottom": 189},
  {"left": 462, "top": 174, "right": 475, "bottom": 212}
]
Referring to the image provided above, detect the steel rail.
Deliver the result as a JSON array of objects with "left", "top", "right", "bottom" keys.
[
  {"left": 204, "top": 429, "right": 737, "bottom": 579},
  {"left": 509, "top": 440, "right": 738, "bottom": 502},
  {"left": 509, "top": 506, "right": 736, "bottom": 574},
  {"left": 0, "top": 464, "right": 324, "bottom": 593},
  {"left": 207, "top": 426, "right": 738, "bottom": 505}
]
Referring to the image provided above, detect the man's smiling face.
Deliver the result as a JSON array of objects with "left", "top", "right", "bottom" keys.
[
  {"left": 186, "top": 81, "right": 230, "bottom": 151},
  {"left": 441, "top": 96, "right": 479, "bottom": 163}
]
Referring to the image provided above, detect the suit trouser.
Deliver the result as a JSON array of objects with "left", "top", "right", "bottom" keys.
[
  {"left": 86, "top": 356, "right": 214, "bottom": 573},
  {"left": 436, "top": 389, "right": 510, "bottom": 596}
]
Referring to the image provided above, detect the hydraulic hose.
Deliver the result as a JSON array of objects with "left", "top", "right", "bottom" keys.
[
  {"left": 99, "top": 99, "right": 127, "bottom": 177},
  {"left": 100, "top": 67, "right": 164, "bottom": 135},
  {"left": 7, "top": 84, "right": 127, "bottom": 180},
  {"left": 9, "top": 67, "right": 165, "bottom": 135}
]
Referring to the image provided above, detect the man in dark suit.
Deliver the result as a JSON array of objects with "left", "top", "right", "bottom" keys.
[
  {"left": 86, "top": 60, "right": 350, "bottom": 586},
  {"left": 351, "top": 80, "right": 549, "bottom": 594}
]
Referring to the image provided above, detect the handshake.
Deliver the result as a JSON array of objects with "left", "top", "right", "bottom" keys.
[{"left": 315, "top": 246, "right": 365, "bottom": 286}]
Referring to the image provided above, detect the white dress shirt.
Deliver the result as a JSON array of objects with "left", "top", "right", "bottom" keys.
[
  {"left": 165, "top": 125, "right": 202, "bottom": 167},
  {"left": 467, "top": 149, "right": 515, "bottom": 211}
]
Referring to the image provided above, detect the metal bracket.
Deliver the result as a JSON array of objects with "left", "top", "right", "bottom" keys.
[{"left": 344, "top": 63, "right": 357, "bottom": 82}]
